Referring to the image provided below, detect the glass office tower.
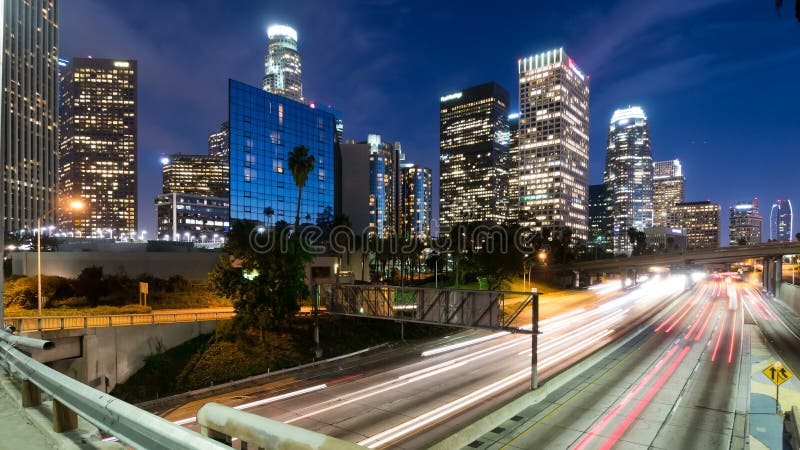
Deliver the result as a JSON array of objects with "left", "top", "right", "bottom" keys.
[
  {"left": 439, "top": 82, "right": 510, "bottom": 227},
  {"left": 401, "top": 163, "right": 433, "bottom": 239},
  {"left": 729, "top": 198, "right": 762, "bottom": 246},
  {"left": 161, "top": 154, "right": 229, "bottom": 199},
  {"left": 604, "top": 106, "right": 653, "bottom": 254},
  {"left": 228, "top": 80, "right": 335, "bottom": 226},
  {"left": 653, "top": 159, "right": 685, "bottom": 227},
  {"left": 517, "top": 49, "right": 590, "bottom": 240},
  {"left": 770, "top": 199, "right": 793, "bottom": 241},
  {"left": 263, "top": 25, "right": 303, "bottom": 101},
  {"left": 588, "top": 183, "right": 613, "bottom": 256}
]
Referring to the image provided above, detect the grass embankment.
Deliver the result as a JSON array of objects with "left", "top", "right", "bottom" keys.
[{"left": 111, "top": 315, "right": 448, "bottom": 403}]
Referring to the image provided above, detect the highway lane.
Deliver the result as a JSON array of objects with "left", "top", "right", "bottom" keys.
[
  {"left": 160, "top": 276, "right": 689, "bottom": 449},
  {"left": 483, "top": 277, "right": 749, "bottom": 450}
]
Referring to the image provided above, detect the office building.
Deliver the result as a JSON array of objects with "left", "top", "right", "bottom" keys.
[
  {"left": 644, "top": 226, "right": 687, "bottom": 253},
  {"left": 2, "top": 0, "right": 59, "bottom": 232},
  {"left": 729, "top": 198, "right": 762, "bottom": 246},
  {"left": 59, "top": 57, "right": 138, "bottom": 237},
  {"left": 604, "top": 106, "right": 653, "bottom": 254},
  {"left": 208, "top": 121, "right": 230, "bottom": 157},
  {"left": 401, "top": 163, "right": 432, "bottom": 239},
  {"left": 507, "top": 112, "right": 520, "bottom": 222},
  {"left": 439, "top": 82, "right": 510, "bottom": 227},
  {"left": 156, "top": 193, "right": 229, "bottom": 241},
  {"left": 770, "top": 199, "right": 793, "bottom": 241},
  {"left": 588, "top": 184, "right": 613, "bottom": 256},
  {"left": 263, "top": 24, "right": 302, "bottom": 101},
  {"left": 367, "top": 135, "right": 404, "bottom": 237},
  {"left": 337, "top": 142, "right": 371, "bottom": 234},
  {"left": 671, "top": 201, "right": 720, "bottom": 249},
  {"left": 228, "top": 80, "right": 336, "bottom": 226},
  {"left": 653, "top": 159, "right": 685, "bottom": 227},
  {"left": 161, "top": 154, "right": 229, "bottom": 198},
  {"left": 517, "top": 49, "right": 590, "bottom": 240}
]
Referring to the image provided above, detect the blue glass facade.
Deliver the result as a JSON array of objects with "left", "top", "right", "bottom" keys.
[{"left": 228, "top": 80, "right": 336, "bottom": 226}]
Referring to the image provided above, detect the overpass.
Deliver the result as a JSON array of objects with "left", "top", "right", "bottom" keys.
[{"left": 569, "top": 241, "right": 800, "bottom": 294}]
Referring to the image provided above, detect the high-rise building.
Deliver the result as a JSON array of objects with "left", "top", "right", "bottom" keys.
[
  {"left": 729, "top": 198, "right": 762, "bottom": 246},
  {"left": 507, "top": 112, "right": 520, "bottom": 222},
  {"left": 653, "top": 159, "right": 685, "bottom": 227},
  {"left": 337, "top": 142, "right": 371, "bottom": 233},
  {"left": 400, "top": 163, "right": 432, "bottom": 239},
  {"left": 262, "top": 25, "right": 302, "bottom": 101},
  {"left": 59, "top": 57, "right": 138, "bottom": 237},
  {"left": 161, "top": 154, "right": 229, "bottom": 198},
  {"left": 604, "top": 106, "right": 653, "bottom": 254},
  {"left": 2, "top": 0, "right": 59, "bottom": 232},
  {"left": 439, "top": 82, "right": 510, "bottom": 227},
  {"left": 156, "top": 193, "right": 229, "bottom": 242},
  {"left": 208, "top": 121, "right": 230, "bottom": 157},
  {"left": 770, "top": 199, "right": 793, "bottom": 241},
  {"left": 588, "top": 184, "right": 613, "bottom": 256},
  {"left": 671, "top": 201, "right": 720, "bottom": 249},
  {"left": 228, "top": 80, "right": 335, "bottom": 226},
  {"left": 367, "top": 134, "right": 404, "bottom": 237},
  {"left": 517, "top": 49, "right": 590, "bottom": 240}
]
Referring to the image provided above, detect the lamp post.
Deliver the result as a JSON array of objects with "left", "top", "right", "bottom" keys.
[{"left": 37, "top": 199, "right": 86, "bottom": 316}]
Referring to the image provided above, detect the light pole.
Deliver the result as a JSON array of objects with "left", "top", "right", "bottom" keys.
[{"left": 37, "top": 199, "right": 85, "bottom": 316}]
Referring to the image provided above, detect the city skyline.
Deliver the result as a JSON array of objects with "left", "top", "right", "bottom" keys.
[{"left": 59, "top": 0, "right": 800, "bottom": 241}]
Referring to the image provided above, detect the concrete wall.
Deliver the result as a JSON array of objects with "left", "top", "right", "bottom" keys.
[
  {"left": 777, "top": 282, "right": 800, "bottom": 316},
  {"left": 12, "top": 251, "right": 223, "bottom": 280},
  {"left": 24, "top": 320, "right": 221, "bottom": 393}
]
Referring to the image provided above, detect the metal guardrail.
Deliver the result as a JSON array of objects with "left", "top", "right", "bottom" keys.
[
  {"left": 197, "top": 402, "right": 365, "bottom": 449},
  {"left": 0, "top": 330, "right": 230, "bottom": 449},
  {"left": 3, "top": 311, "right": 235, "bottom": 332}
]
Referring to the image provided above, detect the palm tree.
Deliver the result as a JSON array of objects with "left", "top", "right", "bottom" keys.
[{"left": 288, "top": 145, "right": 316, "bottom": 232}]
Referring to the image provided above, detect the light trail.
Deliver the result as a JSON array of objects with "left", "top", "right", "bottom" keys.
[
  {"left": 421, "top": 331, "right": 510, "bottom": 357},
  {"left": 358, "top": 330, "right": 615, "bottom": 449},
  {"left": 596, "top": 345, "right": 692, "bottom": 450},
  {"left": 728, "top": 305, "right": 737, "bottom": 364},
  {"left": 694, "top": 301, "right": 716, "bottom": 341},
  {"left": 684, "top": 300, "right": 712, "bottom": 340},
  {"left": 711, "top": 309, "right": 728, "bottom": 362},
  {"left": 572, "top": 345, "right": 679, "bottom": 450}
]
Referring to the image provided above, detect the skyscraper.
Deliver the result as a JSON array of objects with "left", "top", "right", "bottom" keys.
[
  {"left": 161, "top": 154, "right": 229, "bottom": 198},
  {"left": 228, "top": 80, "right": 335, "bottom": 226},
  {"left": 439, "top": 82, "right": 510, "bottom": 228},
  {"left": 653, "top": 159, "right": 685, "bottom": 227},
  {"left": 2, "top": 0, "right": 59, "bottom": 232},
  {"left": 59, "top": 57, "right": 138, "bottom": 237},
  {"left": 517, "top": 49, "right": 590, "bottom": 240},
  {"left": 400, "top": 163, "right": 432, "bottom": 239},
  {"left": 367, "top": 134, "right": 403, "bottom": 237},
  {"left": 672, "top": 201, "right": 720, "bottom": 249},
  {"left": 604, "top": 106, "right": 653, "bottom": 254},
  {"left": 729, "top": 198, "right": 762, "bottom": 246},
  {"left": 588, "top": 183, "right": 613, "bottom": 256},
  {"left": 208, "top": 121, "right": 230, "bottom": 157},
  {"left": 507, "top": 112, "right": 520, "bottom": 222},
  {"left": 770, "top": 199, "right": 793, "bottom": 241},
  {"left": 263, "top": 25, "right": 302, "bottom": 101}
]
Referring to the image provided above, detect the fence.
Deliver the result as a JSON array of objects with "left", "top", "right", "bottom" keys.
[{"left": 3, "top": 311, "right": 235, "bottom": 333}]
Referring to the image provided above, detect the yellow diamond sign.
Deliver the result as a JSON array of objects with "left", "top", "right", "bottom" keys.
[{"left": 762, "top": 361, "right": 793, "bottom": 386}]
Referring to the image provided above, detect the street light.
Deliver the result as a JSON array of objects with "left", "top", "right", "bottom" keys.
[{"left": 37, "top": 199, "right": 86, "bottom": 316}]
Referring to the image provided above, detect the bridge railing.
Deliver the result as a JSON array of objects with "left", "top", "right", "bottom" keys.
[
  {"left": 3, "top": 311, "right": 235, "bottom": 332},
  {"left": 0, "top": 329, "right": 230, "bottom": 449}
]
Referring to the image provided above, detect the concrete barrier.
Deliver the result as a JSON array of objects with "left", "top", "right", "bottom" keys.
[
  {"left": 787, "top": 406, "right": 800, "bottom": 450},
  {"left": 777, "top": 282, "right": 800, "bottom": 316},
  {"left": 429, "top": 289, "right": 691, "bottom": 450}
]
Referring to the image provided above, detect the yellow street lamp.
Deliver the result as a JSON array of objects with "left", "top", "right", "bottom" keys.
[{"left": 37, "top": 199, "right": 86, "bottom": 316}]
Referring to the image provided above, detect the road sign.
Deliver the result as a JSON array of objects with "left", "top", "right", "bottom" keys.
[{"left": 762, "top": 361, "right": 793, "bottom": 386}]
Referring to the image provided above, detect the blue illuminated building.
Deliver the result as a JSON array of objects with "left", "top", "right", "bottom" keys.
[{"left": 228, "top": 80, "right": 336, "bottom": 226}]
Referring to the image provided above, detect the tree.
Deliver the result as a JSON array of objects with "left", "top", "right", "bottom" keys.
[
  {"left": 288, "top": 146, "right": 316, "bottom": 232},
  {"left": 737, "top": 237, "right": 748, "bottom": 246},
  {"left": 209, "top": 220, "right": 311, "bottom": 342},
  {"left": 796, "top": 232, "right": 800, "bottom": 242},
  {"left": 73, "top": 266, "right": 108, "bottom": 306}
]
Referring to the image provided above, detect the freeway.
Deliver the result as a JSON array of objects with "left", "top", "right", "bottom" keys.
[
  {"left": 476, "top": 276, "right": 799, "bottom": 449},
  {"left": 160, "top": 276, "right": 691, "bottom": 449}
]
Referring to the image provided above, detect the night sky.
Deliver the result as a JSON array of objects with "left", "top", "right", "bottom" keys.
[{"left": 61, "top": 0, "right": 800, "bottom": 242}]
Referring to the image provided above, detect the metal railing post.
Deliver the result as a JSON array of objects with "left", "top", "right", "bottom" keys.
[
  {"left": 83, "top": 317, "right": 88, "bottom": 329},
  {"left": 531, "top": 290, "right": 539, "bottom": 390},
  {"left": 37, "top": 318, "right": 42, "bottom": 332},
  {"left": 60, "top": 317, "right": 64, "bottom": 330}
]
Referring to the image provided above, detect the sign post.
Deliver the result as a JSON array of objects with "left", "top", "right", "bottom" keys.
[
  {"left": 762, "top": 360, "right": 794, "bottom": 414},
  {"left": 139, "top": 282, "right": 149, "bottom": 307}
]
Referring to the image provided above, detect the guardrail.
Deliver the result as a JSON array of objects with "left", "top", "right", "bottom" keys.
[
  {"left": 3, "top": 311, "right": 235, "bottom": 332},
  {"left": 197, "top": 402, "right": 365, "bottom": 449},
  {"left": 787, "top": 406, "right": 800, "bottom": 450},
  {"left": 0, "top": 329, "right": 230, "bottom": 449}
]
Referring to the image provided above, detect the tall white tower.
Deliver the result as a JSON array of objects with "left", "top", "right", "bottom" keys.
[{"left": 263, "top": 25, "right": 303, "bottom": 101}]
